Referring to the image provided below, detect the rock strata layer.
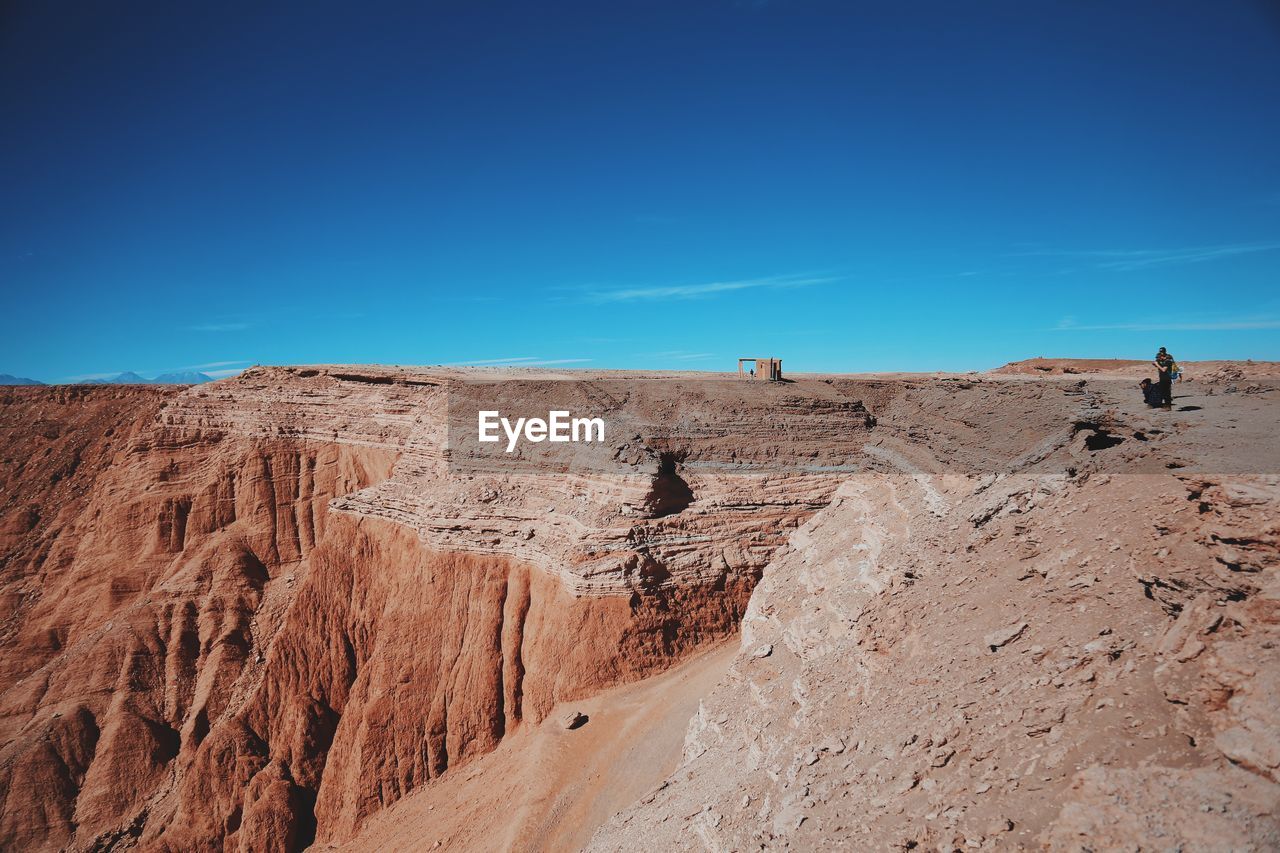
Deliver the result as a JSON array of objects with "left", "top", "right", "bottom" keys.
[
  {"left": 0, "top": 367, "right": 875, "bottom": 850},
  {"left": 590, "top": 367, "right": 1280, "bottom": 850},
  {"left": 2, "top": 364, "right": 1277, "bottom": 851}
]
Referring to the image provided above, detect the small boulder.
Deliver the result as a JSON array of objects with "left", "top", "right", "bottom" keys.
[
  {"left": 984, "top": 621, "right": 1028, "bottom": 652},
  {"left": 561, "top": 710, "right": 588, "bottom": 730}
]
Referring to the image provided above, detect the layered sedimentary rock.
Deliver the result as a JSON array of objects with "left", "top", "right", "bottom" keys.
[
  {"left": 0, "top": 367, "right": 879, "bottom": 850},
  {"left": 0, "top": 382, "right": 397, "bottom": 850},
  {"left": 591, "top": 370, "right": 1280, "bottom": 850},
  {"left": 164, "top": 367, "right": 881, "bottom": 595},
  {"left": 3, "top": 365, "right": 1277, "bottom": 851}
]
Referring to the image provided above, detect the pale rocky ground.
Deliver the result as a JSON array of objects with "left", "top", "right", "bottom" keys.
[
  {"left": 0, "top": 361, "right": 1276, "bottom": 851},
  {"left": 587, "top": 365, "right": 1280, "bottom": 851},
  {"left": 316, "top": 361, "right": 1280, "bottom": 852},
  {"left": 591, "top": 479, "right": 1280, "bottom": 850}
]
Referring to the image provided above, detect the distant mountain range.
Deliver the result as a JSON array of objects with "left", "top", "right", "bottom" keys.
[
  {"left": 0, "top": 371, "right": 216, "bottom": 386},
  {"left": 77, "top": 371, "right": 216, "bottom": 385}
]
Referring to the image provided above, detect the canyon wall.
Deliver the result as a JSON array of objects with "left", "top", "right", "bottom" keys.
[
  {"left": 4, "top": 367, "right": 1276, "bottom": 851},
  {"left": 0, "top": 383, "right": 397, "bottom": 849},
  {"left": 0, "top": 368, "right": 878, "bottom": 850}
]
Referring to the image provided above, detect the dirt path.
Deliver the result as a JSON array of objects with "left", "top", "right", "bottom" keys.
[{"left": 337, "top": 640, "right": 737, "bottom": 852}]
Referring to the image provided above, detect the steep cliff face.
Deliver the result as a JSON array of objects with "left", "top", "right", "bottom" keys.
[
  {"left": 142, "top": 517, "right": 757, "bottom": 850},
  {"left": 0, "top": 367, "right": 867, "bottom": 850},
  {"left": 0, "top": 384, "right": 397, "bottom": 849}
]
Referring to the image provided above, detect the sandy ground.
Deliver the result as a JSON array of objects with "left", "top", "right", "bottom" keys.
[{"left": 336, "top": 640, "right": 737, "bottom": 853}]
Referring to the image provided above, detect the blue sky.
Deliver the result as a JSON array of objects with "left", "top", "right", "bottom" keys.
[{"left": 2, "top": 0, "right": 1278, "bottom": 381}]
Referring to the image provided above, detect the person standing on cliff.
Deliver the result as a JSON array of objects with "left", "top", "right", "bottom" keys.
[{"left": 1153, "top": 347, "right": 1175, "bottom": 410}]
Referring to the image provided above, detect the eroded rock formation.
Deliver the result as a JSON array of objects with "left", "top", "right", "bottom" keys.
[
  {"left": 2, "top": 364, "right": 1277, "bottom": 851},
  {"left": 590, "top": 368, "right": 1280, "bottom": 850},
  {"left": 0, "top": 368, "right": 876, "bottom": 850}
]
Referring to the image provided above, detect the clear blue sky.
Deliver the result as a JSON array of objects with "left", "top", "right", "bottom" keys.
[{"left": 2, "top": 1, "right": 1278, "bottom": 381}]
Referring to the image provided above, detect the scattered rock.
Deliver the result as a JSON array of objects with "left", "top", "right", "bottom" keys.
[
  {"left": 984, "top": 621, "right": 1029, "bottom": 652},
  {"left": 561, "top": 710, "right": 589, "bottom": 730}
]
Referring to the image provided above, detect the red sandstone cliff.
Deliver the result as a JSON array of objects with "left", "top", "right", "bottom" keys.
[
  {"left": 0, "top": 383, "right": 398, "bottom": 849},
  {"left": 1, "top": 368, "right": 861, "bottom": 850}
]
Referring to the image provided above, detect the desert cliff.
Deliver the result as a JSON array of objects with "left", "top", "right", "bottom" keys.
[{"left": 1, "top": 364, "right": 1277, "bottom": 850}]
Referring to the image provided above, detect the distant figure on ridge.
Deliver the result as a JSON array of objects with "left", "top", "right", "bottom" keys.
[{"left": 1153, "top": 347, "right": 1175, "bottom": 410}]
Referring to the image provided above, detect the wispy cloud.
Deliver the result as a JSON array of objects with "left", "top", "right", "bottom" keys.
[
  {"left": 448, "top": 356, "right": 543, "bottom": 365},
  {"left": 205, "top": 367, "right": 248, "bottom": 378},
  {"left": 575, "top": 273, "right": 838, "bottom": 304},
  {"left": 1055, "top": 316, "right": 1280, "bottom": 332},
  {"left": 1012, "top": 242, "right": 1280, "bottom": 272},
  {"left": 186, "top": 322, "right": 250, "bottom": 332},
  {"left": 447, "top": 356, "right": 592, "bottom": 366}
]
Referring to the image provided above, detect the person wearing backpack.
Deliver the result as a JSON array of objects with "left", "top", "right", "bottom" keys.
[{"left": 1153, "top": 347, "right": 1175, "bottom": 410}]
